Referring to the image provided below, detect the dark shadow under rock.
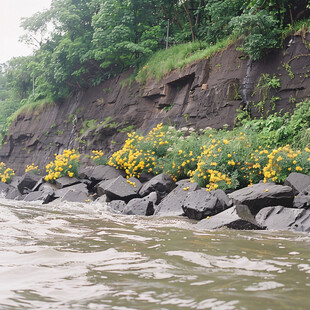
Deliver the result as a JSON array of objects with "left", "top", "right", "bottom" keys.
[
  {"left": 228, "top": 183, "right": 294, "bottom": 215},
  {"left": 196, "top": 205, "right": 263, "bottom": 230},
  {"left": 17, "top": 172, "right": 42, "bottom": 194}
]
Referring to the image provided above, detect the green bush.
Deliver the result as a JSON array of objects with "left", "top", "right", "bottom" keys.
[{"left": 230, "top": 11, "right": 281, "bottom": 60}]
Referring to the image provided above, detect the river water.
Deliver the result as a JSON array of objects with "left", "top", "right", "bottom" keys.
[{"left": 0, "top": 198, "right": 309, "bottom": 310}]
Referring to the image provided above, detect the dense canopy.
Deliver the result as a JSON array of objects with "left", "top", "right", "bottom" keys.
[{"left": 0, "top": 0, "right": 309, "bottom": 138}]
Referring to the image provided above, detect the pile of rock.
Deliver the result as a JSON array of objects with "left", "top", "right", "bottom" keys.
[{"left": 1, "top": 167, "right": 309, "bottom": 232}]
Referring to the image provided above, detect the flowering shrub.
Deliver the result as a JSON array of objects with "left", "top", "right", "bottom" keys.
[
  {"left": 190, "top": 134, "right": 249, "bottom": 190},
  {"left": 262, "top": 145, "right": 310, "bottom": 183},
  {"left": 91, "top": 150, "right": 107, "bottom": 165},
  {"left": 0, "top": 162, "right": 15, "bottom": 184},
  {"left": 45, "top": 149, "right": 80, "bottom": 182},
  {"left": 108, "top": 120, "right": 310, "bottom": 191},
  {"left": 108, "top": 124, "right": 184, "bottom": 178},
  {"left": 160, "top": 132, "right": 201, "bottom": 181},
  {"left": 191, "top": 132, "right": 310, "bottom": 190},
  {"left": 25, "top": 163, "right": 40, "bottom": 175}
]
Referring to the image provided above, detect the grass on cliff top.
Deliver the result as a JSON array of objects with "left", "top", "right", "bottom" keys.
[
  {"left": 135, "top": 37, "right": 234, "bottom": 84},
  {"left": 7, "top": 97, "right": 53, "bottom": 126}
]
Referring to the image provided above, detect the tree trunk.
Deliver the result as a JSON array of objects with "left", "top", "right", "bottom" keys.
[{"left": 183, "top": 2, "right": 195, "bottom": 41}]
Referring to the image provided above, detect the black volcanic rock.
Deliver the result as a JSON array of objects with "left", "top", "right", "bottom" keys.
[
  {"left": 284, "top": 172, "right": 310, "bottom": 195},
  {"left": 90, "top": 165, "right": 125, "bottom": 182},
  {"left": 228, "top": 183, "right": 294, "bottom": 215},
  {"left": 293, "top": 185, "right": 310, "bottom": 209},
  {"left": 123, "top": 192, "right": 157, "bottom": 216},
  {"left": 196, "top": 205, "right": 262, "bottom": 230},
  {"left": 156, "top": 181, "right": 199, "bottom": 216},
  {"left": 60, "top": 189, "right": 91, "bottom": 203},
  {"left": 54, "top": 183, "right": 88, "bottom": 199},
  {"left": 97, "top": 176, "right": 139, "bottom": 202},
  {"left": 182, "top": 189, "right": 232, "bottom": 220},
  {"left": 139, "top": 173, "right": 175, "bottom": 202},
  {"left": 24, "top": 191, "right": 54, "bottom": 204},
  {"left": 55, "top": 176, "right": 80, "bottom": 189},
  {"left": 256, "top": 206, "right": 310, "bottom": 232}
]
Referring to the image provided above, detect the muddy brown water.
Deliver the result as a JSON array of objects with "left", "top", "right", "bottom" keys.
[{"left": 0, "top": 198, "right": 309, "bottom": 309}]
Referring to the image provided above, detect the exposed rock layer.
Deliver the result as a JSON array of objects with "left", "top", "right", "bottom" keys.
[{"left": 1, "top": 35, "right": 310, "bottom": 174}]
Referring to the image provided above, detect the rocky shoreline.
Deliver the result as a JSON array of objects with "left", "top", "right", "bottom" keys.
[{"left": 1, "top": 167, "right": 310, "bottom": 232}]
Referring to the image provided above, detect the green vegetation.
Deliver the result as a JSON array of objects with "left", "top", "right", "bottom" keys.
[
  {"left": 90, "top": 150, "right": 108, "bottom": 165},
  {"left": 135, "top": 38, "right": 232, "bottom": 83},
  {"left": 108, "top": 100, "right": 310, "bottom": 190},
  {"left": 0, "top": 0, "right": 309, "bottom": 142},
  {"left": 45, "top": 149, "right": 80, "bottom": 181},
  {"left": 252, "top": 73, "right": 281, "bottom": 115},
  {"left": 0, "top": 162, "right": 15, "bottom": 184}
]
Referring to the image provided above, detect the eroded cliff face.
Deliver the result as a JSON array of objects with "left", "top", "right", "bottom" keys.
[{"left": 1, "top": 35, "right": 310, "bottom": 175}]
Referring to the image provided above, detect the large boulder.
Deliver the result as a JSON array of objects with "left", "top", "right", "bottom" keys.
[
  {"left": 17, "top": 172, "right": 42, "bottom": 194},
  {"left": 54, "top": 183, "right": 88, "bottom": 199},
  {"left": 182, "top": 189, "right": 232, "bottom": 220},
  {"left": 228, "top": 183, "right": 294, "bottom": 215},
  {"left": 60, "top": 189, "right": 91, "bottom": 203},
  {"left": 97, "top": 176, "right": 139, "bottom": 202},
  {"left": 123, "top": 192, "right": 157, "bottom": 216},
  {"left": 255, "top": 206, "right": 310, "bottom": 232},
  {"left": 196, "top": 205, "right": 263, "bottom": 230},
  {"left": 293, "top": 185, "right": 310, "bottom": 209},
  {"left": 55, "top": 176, "right": 80, "bottom": 189},
  {"left": 284, "top": 172, "right": 310, "bottom": 195},
  {"left": 89, "top": 165, "right": 125, "bottom": 182},
  {"left": 24, "top": 191, "right": 54, "bottom": 204},
  {"left": 156, "top": 181, "right": 199, "bottom": 216},
  {"left": 139, "top": 173, "right": 175, "bottom": 202}
]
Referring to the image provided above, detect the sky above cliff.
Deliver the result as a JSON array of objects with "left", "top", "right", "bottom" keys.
[{"left": 0, "top": 0, "right": 52, "bottom": 64}]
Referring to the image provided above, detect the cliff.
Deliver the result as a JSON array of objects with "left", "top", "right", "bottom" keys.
[{"left": 1, "top": 35, "right": 310, "bottom": 175}]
